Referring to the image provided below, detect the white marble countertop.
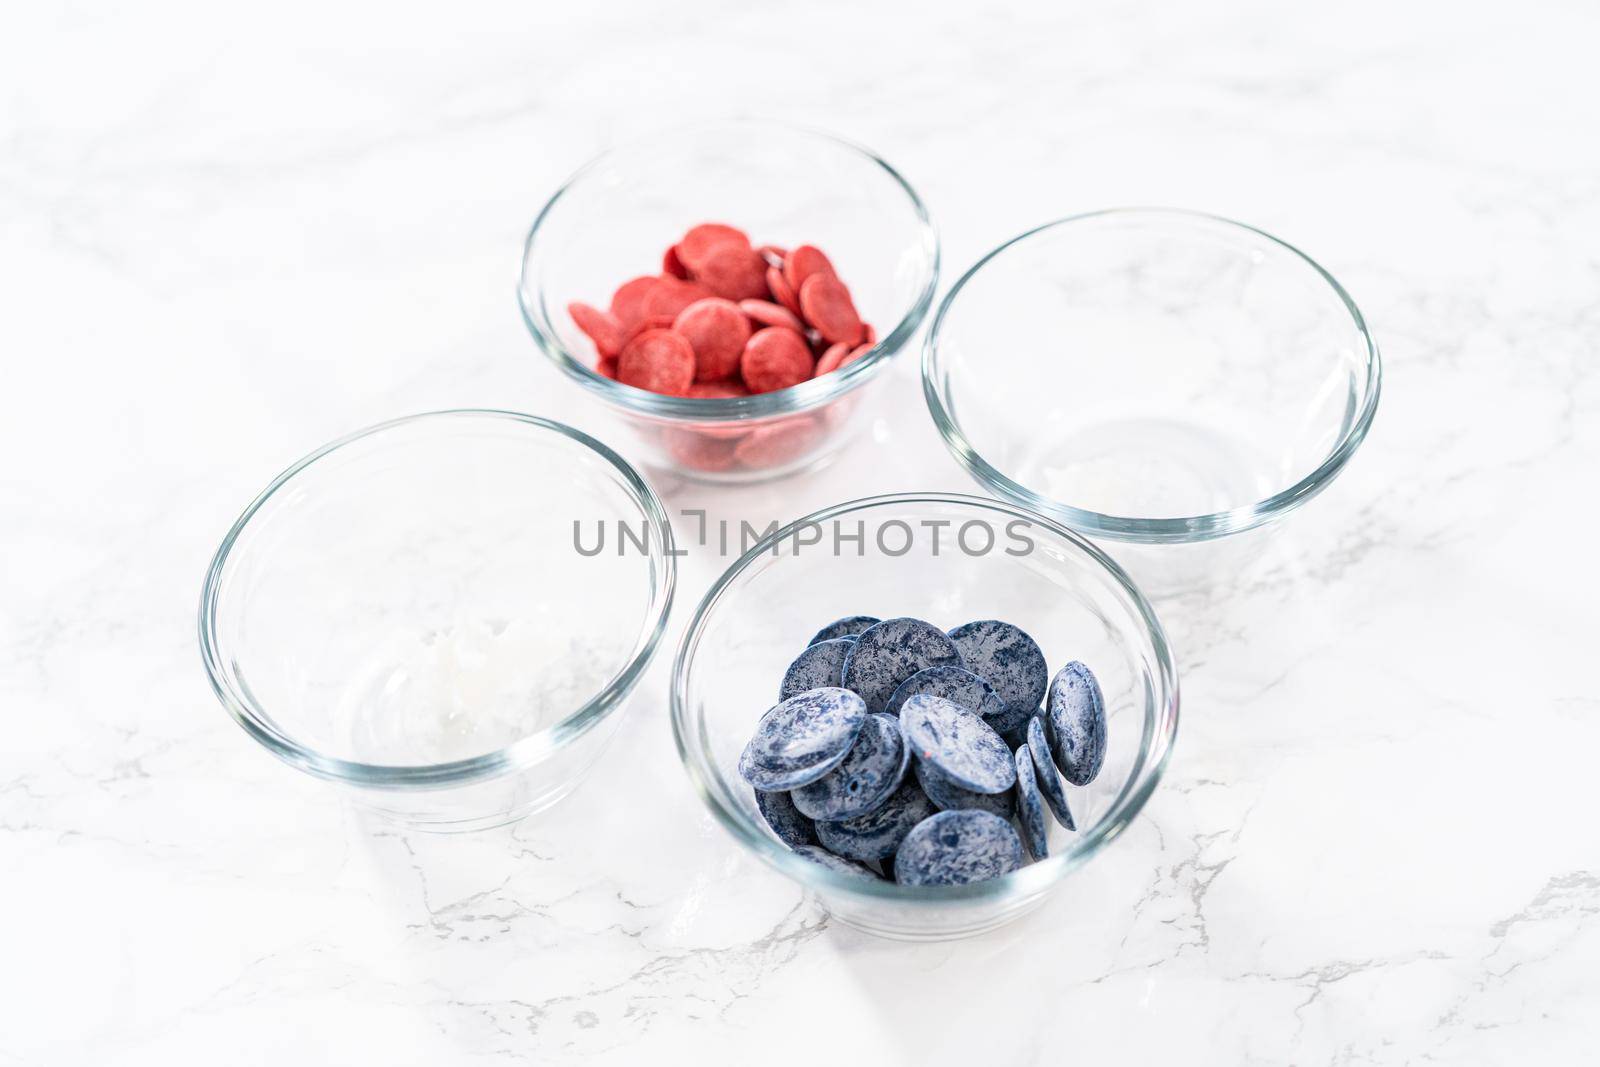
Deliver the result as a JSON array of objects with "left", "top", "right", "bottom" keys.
[{"left": 5, "top": 1, "right": 1599, "bottom": 1063}]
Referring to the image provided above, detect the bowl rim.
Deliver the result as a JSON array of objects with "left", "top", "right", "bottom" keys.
[
  {"left": 517, "top": 118, "right": 941, "bottom": 424},
  {"left": 922, "top": 206, "right": 1384, "bottom": 544},
  {"left": 669, "top": 491, "right": 1180, "bottom": 904},
  {"left": 197, "top": 409, "right": 677, "bottom": 788}
]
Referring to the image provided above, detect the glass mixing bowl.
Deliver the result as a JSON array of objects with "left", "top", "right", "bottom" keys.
[
  {"left": 518, "top": 120, "right": 939, "bottom": 483},
  {"left": 199, "top": 410, "right": 675, "bottom": 831},
  {"left": 924, "top": 209, "right": 1381, "bottom": 546},
  {"left": 671, "top": 493, "right": 1179, "bottom": 940}
]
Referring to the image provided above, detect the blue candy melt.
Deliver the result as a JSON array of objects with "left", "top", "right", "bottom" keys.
[
  {"left": 746, "top": 616, "right": 1108, "bottom": 888},
  {"left": 808, "top": 615, "right": 881, "bottom": 645},
  {"left": 1046, "top": 661, "right": 1106, "bottom": 787},
  {"left": 738, "top": 687, "right": 868, "bottom": 791},
  {"left": 983, "top": 694, "right": 1037, "bottom": 740},
  {"left": 792, "top": 845, "right": 882, "bottom": 880},
  {"left": 884, "top": 665, "right": 1007, "bottom": 722},
  {"left": 792, "top": 713, "right": 909, "bottom": 821},
  {"left": 893, "top": 809, "right": 1024, "bottom": 887},
  {"left": 899, "top": 693, "right": 1016, "bottom": 794},
  {"left": 998, "top": 714, "right": 1034, "bottom": 752},
  {"left": 814, "top": 778, "right": 937, "bottom": 862},
  {"left": 948, "top": 620, "right": 1049, "bottom": 723},
  {"left": 841, "top": 617, "right": 963, "bottom": 714},
  {"left": 1026, "top": 714, "right": 1075, "bottom": 830},
  {"left": 914, "top": 756, "right": 1015, "bottom": 819},
  {"left": 779, "top": 638, "right": 853, "bottom": 701},
  {"left": 755, "top": 788, "right": 817, "bottom": 848},
  {"left": 1014, "top": 744, "right": 1048, "bottom": 860}
]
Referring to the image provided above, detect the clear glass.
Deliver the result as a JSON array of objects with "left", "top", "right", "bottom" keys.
[
  {"left": 519, "top": 120, "right": 940, "bottom": 483},
  {"left": 199, "top": 410, "right": 675, "bottom": 831},
  {"left": 671, "top": 493, "right": 1179, "bottom": 941},
  {"left": 924, "top": 209, "right": 1381, "bottom": 545}
]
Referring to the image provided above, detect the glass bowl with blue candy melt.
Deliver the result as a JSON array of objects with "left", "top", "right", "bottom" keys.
[
  {"left": 923, "top": 209, "right": 1381, "bottom": 587},
  {"left": 518, "top": 119, "right": 940, "bottom": 484},
  {"left": 199, "top": 410, "right": 675, "bottom": 832},
  {"left": 670, "top": 492, "right": 1179, "bottom": 940}
]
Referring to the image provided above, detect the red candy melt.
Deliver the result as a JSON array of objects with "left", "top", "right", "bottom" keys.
[
  {"left": 741, "top": 327, "right": 814, "bottom": 394},
  {"left": 662, "top": 426, "right": 740, "bottom": 472},
  {"left": 617, "top": 328, "right": 696, "bottom": 396},
  {"left": 662, "top": 245, "right": 690, "bottom": 279},
  {"left": 568, "top": 302, "right": 625, "bottom": 358},
  {"left": 565, "top": 222, "right": 881, "bottom": 471},
  {"left": 621, "top": 314, "right": 677, "bottom": 348},
  {"left": 686, "top": 379, "right": 751, "bottom": 400},
  {"left": 817, "top": 341, "right": 872, "bottom": 376},
  {"left": 766, "top": 265, "right": 802, "bottom": 316},
  {"left": 642, "top": 275, "right": 715, "bottom": 319},
  {"left": 695, "top": 242, "right": 770, "bottom": 301},
  {"left": 733, "top": 416, "right": 824, "bottom": 469},
  {"left": 798, "top": 272, "right": 864, "bottom": 345},
  {"left": 674, "top": 298, "right": 752, "bottom": 382},
  {"left": 739, "top": 299, "right": 805, "bottom": 333},
  {"left": 671, "top": 223, "right": 768, "bottom": 301},
  {"left": 675, "top": 223, "right": 749, "bottom": 272},
  {"left": 784, "top": 245, "right": 835, "bottom": 292},
  {"left": 815, "top": 341, "right": 852, "bottom": 376},
  {"left": 609, "top": 276, "right": 658, "bottom": 327}
]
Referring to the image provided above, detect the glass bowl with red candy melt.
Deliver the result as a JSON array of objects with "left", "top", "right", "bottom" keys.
[{"left": 518, "top": 120, "right": 939, "bottom": 483}]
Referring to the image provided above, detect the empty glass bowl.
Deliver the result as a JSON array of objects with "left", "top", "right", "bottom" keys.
[
  {"left": 924, "top": 209, "right": 1381, "bottom": 546},
  {"left": 199, "top": 411, "right": 675, "bottom": 831},
  {"left": 518, "top": 120, "right": 939, "bottom": 483},
  {"left": 671, "top": 493, "right": 1179, "bottom": 940}
]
